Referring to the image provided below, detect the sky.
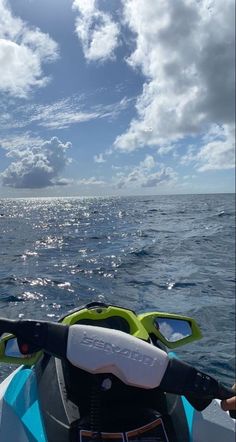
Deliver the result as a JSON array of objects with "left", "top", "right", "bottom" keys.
[{"left": 0, "top": 0, "right": 235, "bottom": 197}]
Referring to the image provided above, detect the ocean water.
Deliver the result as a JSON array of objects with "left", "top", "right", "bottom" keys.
[{"left": 0, "top": 194, "right": 235, "bottom": 386}]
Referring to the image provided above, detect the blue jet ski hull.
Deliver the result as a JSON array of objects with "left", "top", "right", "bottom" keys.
[{"left": 0, "top": 364, "right": 235, "bottom": 442}]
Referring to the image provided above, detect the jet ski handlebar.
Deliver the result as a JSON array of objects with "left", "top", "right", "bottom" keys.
[{"left": 0, "top": 318, "right": 235, "bottom": 415}]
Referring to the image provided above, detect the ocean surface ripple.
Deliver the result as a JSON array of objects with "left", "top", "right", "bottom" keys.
[{"left": 0, "top": 194, "right": 235, "bottom": 385}]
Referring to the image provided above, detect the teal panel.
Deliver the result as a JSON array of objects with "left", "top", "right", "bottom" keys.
[
  {"left": 4, "top": 368, "right": 47, "bottom": 441},
  {"left": 181, "top": 396, "right": 194, "bottom": 441}
]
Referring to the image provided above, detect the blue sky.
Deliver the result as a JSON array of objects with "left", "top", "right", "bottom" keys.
[{"left": 0, "top": 0, "right": 235, "bottom": 197}]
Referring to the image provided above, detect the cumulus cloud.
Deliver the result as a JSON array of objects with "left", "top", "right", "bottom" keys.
[
  {"left": 141, "top": 169, "right": 176, "bottom": 188},
  {"left": 0, "top": 0, "right": 59, "bottom": 97},
  {"left": 72, "top": 0, "right": 119, "bottom": 61},
  {"left": 115, "top": 155, "right": 177, "bottom": 188},
  {"left": 0, "top": 132, "right": 44, "bottom": 150},
  {"left": 114, "top": 0, "right": 235, "bottom": 161},
  {"left": 1, "top": 137, "right": 71, "bottom": 188},
  {"left": 197, "top": 125, "right": 235, "bottom": 171},
  {"left": 181, "top": 125, "right": 235, "bottom": 171},
  {"left": 197, "top": 139, "right": 235, "bottom": 172},
  {"left": 140, "top": 154, "right": 156, "bottom": 169}
]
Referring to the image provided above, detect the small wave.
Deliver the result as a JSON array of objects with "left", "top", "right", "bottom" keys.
[
  {"left": 0, "top": 276, "right": 19, "bottom": 286},
  {"left": 29, "top": 278, "right": 51, "bottom": 287},
  {"left": 201, "top": 236, "right": 212, "bottom": 242},
  {"left": 130, "top": 243, "right": 156, "bottom": 257},
  {"left": 48, "top": 302, "right": 62, "bottom": 310},
  {"left": 217, "top": 210, "right": 232, "bottom": 217},
  {"left": 136, "top": 230, "right": 149, "bottom": 238},
  {"left": 126, "top": 279, "right": 157, "bottom": 287},
  {"left": 21, "top": 251, "right": 38, "bottom": 260},
  {"left": 20, "top": 291, "right": 44, "bottom": 301},
  {"left": 166, "top": 281, "right": 197, "bottom": 290},
  {"left": 130, "top": 249, "right": 151, "bottom": 257},
  {"left": 87, "top": 234, "right": 111, "bottom": 240},
  {"left": 0, "top": 291, "right": 44, "bottom": 302},
  {"left": 147, "top": 228, "right": 160, "bottom": 234},
  {"left": 44, "top": 278, "right": 75, "bottom": 289},
  {"left": 146, "top": 209, "right": 158, "bottom": 213},
  {"left": 140, "top": 200, "right": 155, "bottom": 203},
  {"left": 174, "top": 281, "right": 197, "bottom": 288},
  {"left": 0, "top": 295, "right": 23, "bottom": 302},
  {"left": 57, "top": 282, "right": 72, "bottom": 289},
  {"left": 118, "top": 210, "right": 126, "bottom": 218},
  {"left": 73, "top": 267, "right": 115, "bottom": 279},
  {"left": 35, "top": 236, "right": 64, "bottom": 249}
]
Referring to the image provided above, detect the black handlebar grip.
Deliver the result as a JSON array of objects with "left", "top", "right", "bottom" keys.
[{"left": 229, "top": 384, "right": 236, "bottom": 419}]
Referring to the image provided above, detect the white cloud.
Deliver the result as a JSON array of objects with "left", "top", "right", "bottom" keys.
[
  {"left": 1, "top": 137, "right": 71, "bottom": 188},
  {"left": 142, "top": 169, "right": 176, "bottom": 187},
  {"left": 94, "top": 147, "right": 115, "bottom": 164},
  {"left": 0, "top": 132, "right": 44, "bottom": 151},
  {"left": 0, "top": 95, "right": 132, "bottom": 131},
  {"left": 197, "top": 126, "right": 235, "bottom": 171},
  {"left": 0, "top": 0, "right": 59, "bottom": 97},
  {"left": 114, "top": 0, "right": 235, "bottom": 160},
  {"left": 94, "top": 153, "right": 106, "bottom": 163},
  {"left": 73, "top": 0, "right": 119, "bottom": 61},
  {"left": 140, "top": 154, "right": 156, "bottom": 170},
  {"left": 31, "top": 96, "right": 132, "bottom": 129},
  {"left": 115, "top": 155, "right": 177, "bottom": 188},
  {"left": 181, "top": 125, "right": 235, "bottom": 171},
  {"left": 197, "top": 140, "right": 235, "bottom": 172},
  {"left": 31, "top": 102, "right": 100, "bottom": 130},
  {"left": 77, "top": 177, "right": 105, "bottom": 185}
]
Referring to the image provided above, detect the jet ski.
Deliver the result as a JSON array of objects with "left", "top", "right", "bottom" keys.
[{"left": 0, "top": 301, "right": 235, "bottom": 442}]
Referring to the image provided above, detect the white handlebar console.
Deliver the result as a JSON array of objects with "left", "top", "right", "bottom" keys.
[{"left": 67, "top": 325, "right": 169, "bottom": 389}]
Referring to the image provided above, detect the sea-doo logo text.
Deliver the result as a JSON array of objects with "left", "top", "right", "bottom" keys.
[{"left": 81, "top": 333, "right": 156, "bottom": 366}]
